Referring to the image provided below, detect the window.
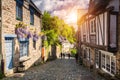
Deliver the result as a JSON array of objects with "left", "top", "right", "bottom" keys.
[
  {"left": 33, "top": 41, "right": 36, "bottom": 49},
  {"left": 30, "top": 6, "right": 34, "bottom": 25},
  {"left": 106, "top": 55, "right": 110, "bottom": 71},
  {"left": 94, "top": 20, "right": 96, "bottom": 32},
  {"left": 101, "top": 54, "right": 105, "bottom": 69},
  {"left": 84, "top": 49, "right": 87, "bottom": 59},
  {"left": 95, "top": 49, "right": 99, "bottom": 68},
  {"left": 111, "top": 57, "right": 116, "bottom": 74},
  {"left": 87, "top": 49, "right": 90, "bottom": 60},
  {"left": 16, "top": 0, "right": 23, "bottom": 21},
  {"left": 20, "top": 42, "right": 28, "bottom": 57},
  {"left": 101, "top": 52, "right": 116, "bottom": 75},
  {"left": 90, "top": 19, "right": 96, "bottom": 33}
]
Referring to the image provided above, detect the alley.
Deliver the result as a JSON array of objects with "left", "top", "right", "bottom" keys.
[{"left": 3, "top": 58, "right": 105, "bottom": 80}]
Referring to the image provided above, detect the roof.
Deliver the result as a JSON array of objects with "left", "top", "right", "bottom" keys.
[
  {"left": 26, "top": 0, "right": 42, "bottom": 15},
  {"left": 89, "top": 0, "right": 110, "bottom": 14}
]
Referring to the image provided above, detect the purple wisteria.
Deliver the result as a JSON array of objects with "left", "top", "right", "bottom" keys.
[{"left": 15, "top": 22, "right": 39, "bottom": 41}]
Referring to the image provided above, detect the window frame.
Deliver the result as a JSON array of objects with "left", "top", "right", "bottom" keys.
[
  {"left": 19, "top": 41, "right": 28, "bottom": 58},
  {"left": 90, "top": 19, "right": 96, "bottom": 34},
  {"left": 86, "top": 49, "right": 90, "bottom": 61},
  {"left": 33, "top": 40, "right": 36, "bottom": 49},
  {"left": 101, "top": 52, "right": 116, "bottom": 75},
  {"left": 16, "top": 0, "right": 23, "bottom": 21},
  {"left": 29, "top": 6, "right": 34, "bottom": 25}
]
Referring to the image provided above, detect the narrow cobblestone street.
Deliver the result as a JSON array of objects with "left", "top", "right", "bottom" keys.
[{"left": 3, "top": 58, "right": 105, "bottom": 80}]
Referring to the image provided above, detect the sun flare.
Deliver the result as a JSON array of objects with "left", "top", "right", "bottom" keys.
[{"left": 65, "top": 11, "right": 77, "bottom": 24}]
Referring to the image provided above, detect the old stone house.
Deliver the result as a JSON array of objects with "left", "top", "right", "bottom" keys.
[
  {"left": 0, "top": 0, "right": 42, "bottom": 76},
  {"left": 77, "top": 0, "right": 120, "bottom": 77}
]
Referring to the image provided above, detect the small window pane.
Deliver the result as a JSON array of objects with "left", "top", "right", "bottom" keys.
[{"left": 16, "top": 3, "right": 23, "bottom": 21}]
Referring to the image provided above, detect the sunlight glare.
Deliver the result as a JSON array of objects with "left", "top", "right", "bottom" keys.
[{"left": 65, "top": 11, "right": 77, "bottom": 24}]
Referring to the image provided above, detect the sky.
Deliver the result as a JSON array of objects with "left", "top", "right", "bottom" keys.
[{"left": 32, "top": 0, "right": 89, "bottom": 29}]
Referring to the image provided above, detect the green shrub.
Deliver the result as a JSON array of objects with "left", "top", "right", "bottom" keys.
[{"left": 70, "top": 48, "right": 77, "bottom": 56}]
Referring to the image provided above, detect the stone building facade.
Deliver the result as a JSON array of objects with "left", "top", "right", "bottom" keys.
[
  {"left": 77, "top": 0, "right": 120, "bottom": 77},
  {"left": 0, "top": 0, "right": 42, "bottom": 76}
]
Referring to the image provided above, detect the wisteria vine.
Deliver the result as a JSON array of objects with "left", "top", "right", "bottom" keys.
[{"left": 15, "top": 22, "right": 39, "bottom": 41}]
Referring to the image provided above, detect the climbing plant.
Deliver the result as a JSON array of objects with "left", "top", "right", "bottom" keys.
[{"left": 15, "top": 22, "right": 39, "bottom": 41}]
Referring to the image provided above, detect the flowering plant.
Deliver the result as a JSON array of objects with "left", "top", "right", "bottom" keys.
[
  {"left": 15, "top": 22, "right": 31, "bottom": 39},
  {"left": 33, "top": 32, "right": 39, "bottom": 41},
  {"left": 15, "top": 22, "right": 39, "bottom": 41}
]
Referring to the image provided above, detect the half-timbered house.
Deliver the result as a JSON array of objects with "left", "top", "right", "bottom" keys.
[
  {"left": 0, "top": 0, "right": 42, "bottom": 76},
  {"left": 77, "top": 0, "right": 120, "bottom": 76}
]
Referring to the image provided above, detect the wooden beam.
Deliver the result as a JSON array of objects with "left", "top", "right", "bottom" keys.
[{"left": 81, "top": 42, "right": 107, "bottom": 51}]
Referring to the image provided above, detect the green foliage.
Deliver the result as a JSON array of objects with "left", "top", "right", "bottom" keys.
[
  {"left": 42, "top": 11, "right": 76, "bottom": 46},
  {"left": 70, "top": 48, "right": 77, "bottom": 56},
  {"left": 0, "top": 72, "right": 4, "bottom": 79},
  {"left": 43, "top": 40, "right": 49, "bottom": 47}
]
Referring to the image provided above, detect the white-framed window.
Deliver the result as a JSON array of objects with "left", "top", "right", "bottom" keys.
[
  {"left": 106, "top": 55, "right": 110, "bottom": 72},
  {"left": 101, "top": 54, "right": 105, "bottom": 69},
  {"left": 95, "top": 49, "right": 100, "bottom": 68},
  {"left": 90, "top": 19, "right": 96, "bottom": 34},
  {"left": 111, "top": 57, "right": 116, "bottom": 74},
  {"left": 101, "top": 52, "right": 116, "bottom": 75}
]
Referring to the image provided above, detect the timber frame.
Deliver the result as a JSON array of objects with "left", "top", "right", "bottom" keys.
[
  {"left": 77, "top": 0, "right": 120, "bottom": 76},
  {"left": 79, "top": 7, "right": 118, "bottom": 53}
]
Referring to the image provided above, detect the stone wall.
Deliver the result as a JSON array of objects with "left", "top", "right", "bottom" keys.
[
  {"left": 0, "top": 0, "right": 2, "bottom": 73},
  {"left": 81, "top": 45, "right": 95, "bottom": 67},
  {"left": 116, "top": 3, "right": 120, "bottom": 73},
  {"left": 1, "top": 0, "right": 42, "bottom": 75}
]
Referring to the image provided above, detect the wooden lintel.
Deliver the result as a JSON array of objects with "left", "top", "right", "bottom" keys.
[{"left": 81, "top": 42, "right": 107, "bottom": 51}]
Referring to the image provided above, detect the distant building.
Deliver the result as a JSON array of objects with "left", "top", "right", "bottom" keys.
[
  {"left": 59, "top": 36, "right": 74, "bottom": 54},
  {"left": 77, "top": 0, "right": 120, "bottom": 77},
  {"left": 62, "top": 40, "right": 72, "bottom": 53}
]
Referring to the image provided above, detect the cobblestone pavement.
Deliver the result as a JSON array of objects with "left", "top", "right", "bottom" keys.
[{"left": 3, "top": 58, "right": 105, "bottom": 80}]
